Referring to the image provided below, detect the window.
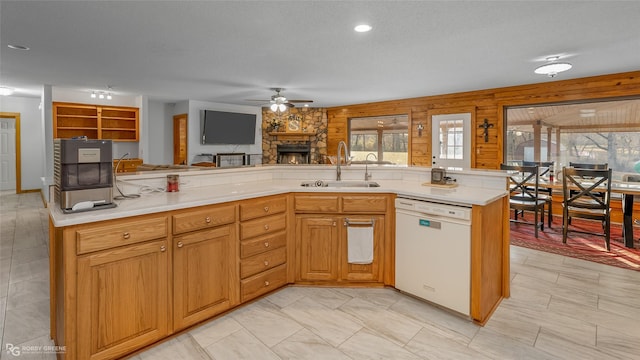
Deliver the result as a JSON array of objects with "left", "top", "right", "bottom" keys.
[
  {"left": 505, "top": 98, "right": 640, "bottom": 180},
  {"left": 349, "top": 115, "right": 408, "bottom": 165},
  {"left": 438, "top": 119, "right": 464, "bottom": 160}
]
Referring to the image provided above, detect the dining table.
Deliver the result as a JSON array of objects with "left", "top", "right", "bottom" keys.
[{"left": 533, "top": 177, "right": 640, "bottom": 248}]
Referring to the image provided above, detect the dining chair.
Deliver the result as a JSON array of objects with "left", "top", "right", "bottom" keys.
[
  {"left": 622, "top": 174, "right": 640, "bottom": 242},
  {"left": 501, "top": 164, "right": 546, "bottom": 238},
  {"left": 562, "top": 167, "right": 612, "bottom": 250},
  {"left": 523, "top": 161, "right": 554, "bottom": 227},
  {"left": 569, "top": 162, "right": 608, "bottom": 170},
  {"left": 568, "top": 162, "right": 608, "bottom": 200}
]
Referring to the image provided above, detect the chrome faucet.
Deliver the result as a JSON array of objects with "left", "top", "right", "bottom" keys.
[
  {"left": 364, "top": 152, "right": 378, "bottom": 181},
  {"left": 336, "top": 141, "right": 348, "bottom": 181}
]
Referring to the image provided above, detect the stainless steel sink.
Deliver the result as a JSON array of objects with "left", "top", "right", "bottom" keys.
[{"left": 300, "top": 180, "right": 380, "bottom": 188}]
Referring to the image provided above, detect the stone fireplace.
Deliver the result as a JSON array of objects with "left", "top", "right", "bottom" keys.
[
  {"left": 262, "top": 108, "right": 328, "bottom": 164},
  {"left": 277, "top": 143, "right": 311, "bottom": 164}
]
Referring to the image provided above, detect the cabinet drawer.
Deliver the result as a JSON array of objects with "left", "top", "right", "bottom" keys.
[
  {"left": 241, "top": 264, "right": 287, "bottom": 302},
  {"left": 173, "top": 204, "right": 236, "bottom": 234},
  {"left": 342, "top": 195, "right": 388, "bottom": 213},
  {"left": 240, "top": 213, "right": 286, "bottom": 240},
  {"left": 240, "top": 196, "right": 287, "bottom": 221},
  {"left": 241, "top": 231, "right": 287, "bottom": 258},
  {"left": 240, "top": 247, "right": 287, "bottom": 279},
  {"left": 294, "top": 195, "right": 339, "bottom": 213},
  {"left": 76, "top": 216, "right": 168, "bottom": 254}
]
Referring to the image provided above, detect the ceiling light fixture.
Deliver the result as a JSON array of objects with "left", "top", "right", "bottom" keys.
[
  {"left": 7, "top": 44, "right": 29, "bottom": 51},
  {"left": 354, "top": 24, "right": 372, "bottom": 32},
  {"left": 534, "top": 56, "right": 572, "bottom": 78},
  {"left": 98, "top": 92, "right": 105, "bottom": 99},
  {"left": 270, "top": 103, "right": 287, "bottom": 112},
  {"left": 91, "top": 91, "right": 97, "bottom": 99},
  {"left": 0, "top": 87, "right": 15, "bottom": 96}
]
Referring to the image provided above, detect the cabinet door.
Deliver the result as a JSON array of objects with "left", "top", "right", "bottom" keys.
[
  {"left": 341, "top": 215, "right": 384, "bottom": 282},
  {"left": 77, "top": 239, "right": 169, "bottom": 360},
  {"left": 296, "top": 216, "right": 340, "bottom": 281},
  {"left": 173, "top": 225, "right": 237, "bottom": 330}
]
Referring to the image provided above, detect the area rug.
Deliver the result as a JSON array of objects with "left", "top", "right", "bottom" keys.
[{"left": 509, "top": 215, "right": 640, "bottom": 271}]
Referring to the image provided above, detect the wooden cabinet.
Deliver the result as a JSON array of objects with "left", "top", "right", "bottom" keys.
[
  {"left": 297, "top": 216, "right": 340, "bottom": 281},
  {"left": 294, "top": 194, "right": 392, "bottom": 284},
  {"left": 53, "top": 102, "right": 139, "bottom": 141},
  {"left": 113, "top": 158, "right": 143, "bottom": 173},
  {"left": 75, "top": 222, "right": 169, "bottom": 360},
  {"left": 238, "top": 195, "right": 289, "bottom": 302},
  {"left": 171, "top": 204, "right": 238, "bottom": 331},
  {"left": 173, "top": 224, "right": 237, "bottom": 330},
  {"left": 340, "top": 215, "right": 384, "bottom": 282}
]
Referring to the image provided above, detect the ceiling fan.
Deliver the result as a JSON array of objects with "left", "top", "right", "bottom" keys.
[{"left": 247, "top": 88, "right": 313, "bottom": 111}]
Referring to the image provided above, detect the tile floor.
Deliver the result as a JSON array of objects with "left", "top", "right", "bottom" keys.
[{"left": 1, "top": 191, "right": 640, "bottom": 359}]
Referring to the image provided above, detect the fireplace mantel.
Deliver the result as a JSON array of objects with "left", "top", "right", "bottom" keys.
[{"left": 268, "top": 132, "right": 315, "bottom": 141}]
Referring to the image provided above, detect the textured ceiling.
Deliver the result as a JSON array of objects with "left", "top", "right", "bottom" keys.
[{"left": 1, "top": 1, "right": 639, "bottom": 107}]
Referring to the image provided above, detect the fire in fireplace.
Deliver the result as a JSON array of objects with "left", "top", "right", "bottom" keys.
[{"left": 277, "top": 143, "right": 311, "bottom": 164}]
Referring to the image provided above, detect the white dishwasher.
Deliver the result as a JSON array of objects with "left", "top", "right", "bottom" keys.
[{"left": 395, "top": 196, "right": 471, "bottom": 316}]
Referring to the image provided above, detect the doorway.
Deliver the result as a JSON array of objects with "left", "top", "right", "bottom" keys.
[
  {"left": 0, "top": 112, "right": 21, "bottom": 193},
  {"left": 431, "top": 112, "right": 471, "bottom": 169},
  {"left": 173, "top": 113, "right": 188, "bottom": 165}
]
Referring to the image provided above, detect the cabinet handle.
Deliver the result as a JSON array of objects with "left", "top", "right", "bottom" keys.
[
  {"left": 160, "top": 245, "right": 166, "bottom": 252},
  {"left": 264, "top": 206, "right": 269, "bottom": 212},
  {"left": 123, "top": 232, "right": 130, "bottom": 239},
  {"left": 264, "top": 242, "right": 270, "bottom": 248},
  {"left": 205, "top": 216, "right": 211, "bottom": 223},
  {"left": 177, "top": 241, "right": 183, "bottom": 248},
  {"left": 264, "top": 281, "right": 270, "bottom": 287},
  {"left": 264, "top": 260, "right": 269, "bottom": 266},
  {"left": 264, "top": 224, "right": 269, "bottom": 230}
]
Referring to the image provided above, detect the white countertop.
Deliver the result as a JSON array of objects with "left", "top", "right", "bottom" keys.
[{"left": 49, "top": 166, "right": 509, "bottom": 227}]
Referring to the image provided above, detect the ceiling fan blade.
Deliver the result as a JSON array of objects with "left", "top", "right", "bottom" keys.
[
  {"left": 287, "top": 100, "right": 313, "bottom": 103},
  {"left": 284, "top": 103, "right": 296, "bottom": 108},
  {"left": 245, "top": 99, "right": 271, "bottom": 102}
]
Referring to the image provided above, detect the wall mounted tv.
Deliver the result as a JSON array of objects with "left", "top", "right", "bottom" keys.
[{"left": 201, "top": 110, "right": 257, "bottom": 145}]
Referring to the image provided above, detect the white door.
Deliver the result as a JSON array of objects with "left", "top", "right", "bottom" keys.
[
  {"left": 431, "top": 113, "right": 471, "bottom": 169},
  {"left": 0, "top": 118, "right": 17, "bottom": 190}
]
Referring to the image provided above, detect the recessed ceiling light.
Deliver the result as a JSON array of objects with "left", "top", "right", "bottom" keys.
[
  {"left": 7, "top": 44, "right": 29, "bottom": 51},
  {"left": 0, "top": 87, "right": 15, "bottom": 96},
  {"left": 354, "top": 24, "right": 372, "bottom": 33}
]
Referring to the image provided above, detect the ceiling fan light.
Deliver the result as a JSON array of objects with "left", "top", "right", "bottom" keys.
[
  {"left": 534, "top": 62, "right": 572, "bottom": 77},
  {"left": 278, "top": 103, "right": 287, "bottom": 112},
  {"left": 270, "top": 103, "right": 279, "bottom": 112}
]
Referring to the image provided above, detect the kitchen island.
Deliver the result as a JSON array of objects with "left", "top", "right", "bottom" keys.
[{"left": 49, "top": 165, "right": 509, "bottom": 360}]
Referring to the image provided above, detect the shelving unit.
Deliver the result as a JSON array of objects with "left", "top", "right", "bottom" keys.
[{"left": 53, "top": 102, "right": 139, "bottom": 141}]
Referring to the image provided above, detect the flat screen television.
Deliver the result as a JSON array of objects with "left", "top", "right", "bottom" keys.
[{"left": 201, "top": 110, "right": 257, "bottom": 145}]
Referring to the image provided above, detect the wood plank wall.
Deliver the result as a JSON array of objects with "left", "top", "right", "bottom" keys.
[{"left": 327, "top": 71, "right": 640, "bottom": 169}]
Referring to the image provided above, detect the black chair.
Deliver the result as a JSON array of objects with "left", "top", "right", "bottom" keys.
[
  {"left": 568, "top": 162, "right": 608, "bottom": 199},
  {"left": 562, "top": 167, "right": 612, "bottom": 251},
  {"left": 622, "top": 174, "right": 640, "bottom": 243},
  {"left": 501, "top": 164, "right": 546, "bottom": 238},
  {"left": 569, "top": 162, "right": 608, "bottom": 170},
  {"left": 523, "top": 161, "right": 554, "bottom": 227}
]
